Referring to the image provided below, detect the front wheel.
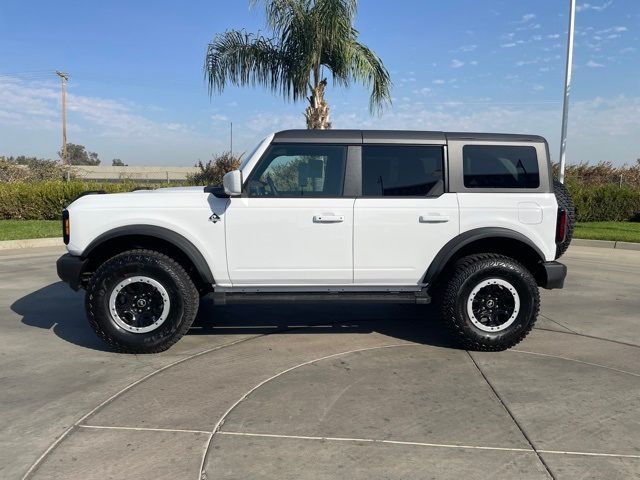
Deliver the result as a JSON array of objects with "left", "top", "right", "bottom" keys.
[
  {"left": 438, "top": 254, "right": 540, "bottom": 351},
  {"left": 86, "top": 249, "right": 199, "bottom": 353}
]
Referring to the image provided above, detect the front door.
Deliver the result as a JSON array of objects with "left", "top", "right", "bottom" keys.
[
  {"left": 353, "top": 145, "right": 460, "bottom": 285},
  {"left": 225, "top": 143, "right": 354, "bottom": 286}
]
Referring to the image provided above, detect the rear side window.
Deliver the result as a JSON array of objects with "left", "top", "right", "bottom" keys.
[
  {"left": 362, "top": 146, "right": 444, "bottom": 197},
  {"left": 463, "top": 145, "right": 539, "bottom": 189}
]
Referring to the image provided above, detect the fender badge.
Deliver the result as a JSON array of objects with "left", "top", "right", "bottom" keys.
[{"left": 209, "top": 213, "right": 221, "bottom": 223}]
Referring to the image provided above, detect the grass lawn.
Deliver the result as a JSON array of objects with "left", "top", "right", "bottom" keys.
[
  {"left": 0, "top": 220, "right": 61, "bottom": 241},
  {"left": 574, "top": 221, "right": 640, "bottom": 243}
]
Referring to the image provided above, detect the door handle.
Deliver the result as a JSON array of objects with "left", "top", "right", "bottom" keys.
[
  {"left": 313, "top": 215, "right": 344, "bottom": 223},
  {"left": 419, "top": 215, "right": 450, "bottom": 223}
]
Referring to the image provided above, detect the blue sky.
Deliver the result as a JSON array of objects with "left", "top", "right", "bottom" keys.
[{"left": 0, "top": 0, "right": 638, "bottom": 165}]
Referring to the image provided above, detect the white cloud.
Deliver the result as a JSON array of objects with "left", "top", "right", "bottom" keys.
[
  {"left": 413, "top": 87, "right": 432, "bottom": 96},
  {"left": 432, "top": 79, "right": 446, "bottom": 85},
  {"left": 211, "top": 113, "right": 229, "bottom": 122},
  {"left": 458, "top": 44, "right": 477, "bottom": 52},
  {"left": 0, "top": 77, "right": 222, "bottom": 164},
  {"left": 517, "top": 13, "right": 537, "bottom": 23},
  {"left": 533, "top": 84, "right": 545, "bottom": 91},
  {"left": 450, "top": 59, "right": 465, "bottom": 68},
  {"left": 547, "top": 34, "right": 561, "bottom": 39},
  {"left": 586, "top": 60, "right": 605, "bottom": 67},
  {"left": 576, "top": 1, "right": 613, "bottom": 12},
  {"left": 470, "top": 61, "right": 479, "bottom": 66},
  {"left": 502, "top": 43, "right": 517, "bottom": 48}
]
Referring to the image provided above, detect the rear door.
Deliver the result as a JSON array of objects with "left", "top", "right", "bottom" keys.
[
  {"left": 353, "top": 145, "right": 460, "bottom": 285},
  {"left": 225, "top": 143, "right": 354, "bottom": 286}
]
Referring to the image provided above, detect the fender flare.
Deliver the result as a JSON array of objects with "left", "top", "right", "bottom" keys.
[
  {"left": 422, "top": 227, "right": 546, "bottom": 284},
  {"left": 83, "top": 225, "right": 215, "bottom": 284}
]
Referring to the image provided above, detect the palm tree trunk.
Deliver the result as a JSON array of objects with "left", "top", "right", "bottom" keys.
[{"left": 304, "top": 79, "right": 331, "bottom": 130}]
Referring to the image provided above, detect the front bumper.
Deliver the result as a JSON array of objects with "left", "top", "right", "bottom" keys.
[
  {"left": 56, "top": 254, "right": 88, "bottom": 291},
  {"left": 540, "top": 261, "right": 567, "bottom": 289}
]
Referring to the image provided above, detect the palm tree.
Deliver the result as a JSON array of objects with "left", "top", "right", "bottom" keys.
[{"left": 204, "top": 0, "right": 391, "bottom": 129}]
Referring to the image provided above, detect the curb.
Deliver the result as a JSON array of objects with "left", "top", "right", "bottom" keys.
[
  {"left": 572, "top": 238, "right": 640, "bottom": 251},
  {"left": 0, "top": 237, "right": 63, "bottom": 251}
]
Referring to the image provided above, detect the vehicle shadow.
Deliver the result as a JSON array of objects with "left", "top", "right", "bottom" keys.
[{"left": 13, "top": 282, "right": 458, "bottom": 352}]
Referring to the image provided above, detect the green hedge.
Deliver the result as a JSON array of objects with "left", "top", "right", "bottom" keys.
[
  {"left": 0, "top": 181, "right": 159, "bottom": 220},
  {"left": 1, "top": 180, "right": 639, "bottom": 222},
  {"left": 566, "top": 182, "right": 640, "bottom": 222}
]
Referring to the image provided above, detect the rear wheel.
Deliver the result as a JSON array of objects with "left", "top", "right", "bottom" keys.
[
  {"left": 86, "top": 249, "right": 199, "bottom": 353},
  {"left": 438, "top": 254, "right": 539, "bottom": 351}
]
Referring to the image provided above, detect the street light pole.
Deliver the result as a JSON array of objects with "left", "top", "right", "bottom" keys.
[
  {"left": 558, "top": 0, "right": 576, "bottom": 184},
  {"left": 56, "top": 71, "right": 70, "bottom": 180},
  {"left": 56, "top": 71, "right": 69, "bottom": 163}
]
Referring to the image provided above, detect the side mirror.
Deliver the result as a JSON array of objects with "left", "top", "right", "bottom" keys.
[{"left": 223, "top": 170, "right": 242, "bottom": 196}]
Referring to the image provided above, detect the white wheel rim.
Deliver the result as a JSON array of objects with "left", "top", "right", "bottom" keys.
[
  {"left": 108, "top": 276, "right": 170, "bottom": 333},
  {"left": 466, "top": 278, "right": 520, "bottom": 333}
]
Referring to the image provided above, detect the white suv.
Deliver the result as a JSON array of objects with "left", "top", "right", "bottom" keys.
[{"left": 57, "top": 130, "right": 573, "bottom": 353}]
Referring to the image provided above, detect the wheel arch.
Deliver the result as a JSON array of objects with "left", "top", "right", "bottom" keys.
[
  {"left": 423, "top": 228, "right": 547, "bottom": 288},
  {"left": 81, "top": 225, "right": 215, "bottom": 289}
]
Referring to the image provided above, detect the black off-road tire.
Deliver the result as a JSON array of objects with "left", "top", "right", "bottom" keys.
[
  {"left": 554, "top": 179, "right": 575, "bottom": 259},
  {"left": 86, "top": 249, "right": 199, "bottom": 353},
  {"left": 438, "top": 253, "right": 540, "bottom": 351}
]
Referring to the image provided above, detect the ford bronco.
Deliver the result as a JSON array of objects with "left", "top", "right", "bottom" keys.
[{"left": 57, "top": 130, "right": 573, "bottom": 353}]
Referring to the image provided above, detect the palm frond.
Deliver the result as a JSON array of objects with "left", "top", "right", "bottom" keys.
[
  {"left": 346, "top": 40, "right": 393, "bottom": 113},
  {"left": 204, "top": 30, "right": 305, "bottom": 101}
]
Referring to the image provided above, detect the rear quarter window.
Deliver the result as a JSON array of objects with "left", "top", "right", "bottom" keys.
[{"left": 463, "top": 145, "right": 539, "bottom": 189}]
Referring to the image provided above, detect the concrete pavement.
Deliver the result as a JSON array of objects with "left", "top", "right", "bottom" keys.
[{"left": 1, "top": 246, "right": 639, "bottom": 479}]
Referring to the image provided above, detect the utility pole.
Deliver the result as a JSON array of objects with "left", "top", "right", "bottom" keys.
[
  {"left": 230, "top": 121, "right": 233, "bottom": 157},
  {"left": 558, "top": 0, "right": 576, "bottom": 184},
  {"left": 56, "top": 71, "right": 70, "bottom": 177}
]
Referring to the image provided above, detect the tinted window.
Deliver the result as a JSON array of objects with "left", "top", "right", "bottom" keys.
[
  {"left": 362, "top": 146, "right": 444, "bottom": 197},
  {"left": 463, "top": 145, "right": 539, "bottom": 188},
  {"left": 248, "top": 144, "right": 346, "bottom": 197}
]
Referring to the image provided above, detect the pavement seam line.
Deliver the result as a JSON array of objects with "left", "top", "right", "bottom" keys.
[
  {"left": 219, "top": 431, "right": 640, "bottom": 460},
  {"left": 538, "top": 314, "right": 580, "bottom": 334},
  {"left": 79, "top": 424, "right": 211, "bottom": 435},
  {"left": 219, "top": 431, "right": 536, "bottom": 453},
  {"left": 510, "top": 349, "right": 640, "bottom": 377},
  {"left": 534, "top": 325, "right": 640, "bottom": 349},
  {"left": 20, "top": 334, "right": 264, "bottom": 480},
  {"left": 198, "top": 343, "right": 417, "bottom": 480},
  {"left": 536, "top": 449, "right": 640, "bottom": 460},
  {"left": 466, "top": 351, "right": 557, "bottom": 480}
]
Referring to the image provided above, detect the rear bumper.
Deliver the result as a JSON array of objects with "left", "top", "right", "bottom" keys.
[
  {"left": 56, "top": 254, "right": 87, "bottom": 291},
  {"left": 540, "top": 261, "right": 567, "bottom": 289}
]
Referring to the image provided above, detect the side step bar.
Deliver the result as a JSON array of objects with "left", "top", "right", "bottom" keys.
[{"left": 213, "top": 291, "right": 431, "bottom": 305}]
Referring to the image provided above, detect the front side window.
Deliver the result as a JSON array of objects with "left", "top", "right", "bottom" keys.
[
  {"left": 247, "top": 144, "right": 347, "bottom": 197},
  {"left": 362, "top": 145, "right": 445, "bottom": 197},
  {"left": 463, "top": 145, "right": 539, "bottom": 188}
]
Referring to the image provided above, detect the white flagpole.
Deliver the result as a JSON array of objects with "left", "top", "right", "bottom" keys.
[{"left": 558, "top": 0, "right": 576, "bottom": 184}]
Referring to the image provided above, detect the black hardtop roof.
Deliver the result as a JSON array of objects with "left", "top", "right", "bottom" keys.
[{"left": 272, "top": 129, "right": 546, "bottom": 145}]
